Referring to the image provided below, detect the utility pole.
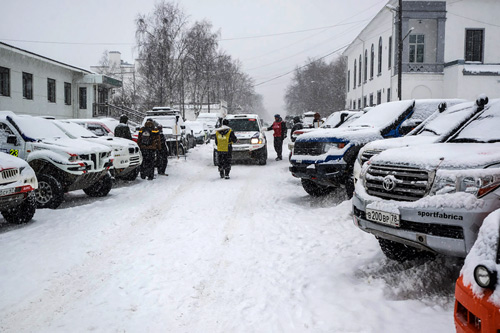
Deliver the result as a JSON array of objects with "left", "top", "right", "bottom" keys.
[{"left": 397, "top": 0, "right": 403, "bottom": 100}]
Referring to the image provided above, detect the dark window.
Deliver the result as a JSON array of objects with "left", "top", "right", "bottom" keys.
[
  {"left": 79, "top": 87, "right": 87, "bottom": 109},
  {"left": 364, "top": 50, "right": 368, "bottom": 82},
  {"left": 363, "top": 96, "right": 367, "bottom": 108},
  {"left": 409, "top": 34, "right": 425, "bottom": 63},
  {"left": 377, "top": 91, "right": 381, "bottom": 105},
  {"left": 347, "top": 70, "right": 350, "bottom": 92},
  {"left": 387, "top": 88, "right": 391, "bottom": 102},
  {"left": 369, "top": 94, "right": 374, "bottom": 106},
  {"left": 378, "top": 37, "right": 383, "bottom": 75},
  {"left": 358, "top": 55, "right": 362, "bottom": 86},
  {"left": 388, "top": 36, "right": 393, "bottom": 69},
  {"left": 358, "top": 98, "right": 361, "bottom": 109},
  {"left": 22, "top": 72, "right": 33, "bottom": 100},
  {"left": 353, "top": 60, "right": 357, "bottom": 88},
  {"left": 47, "top": 78, "right": 56, "bottom": 103},
  {"left": 353, "top": 100, "right": 356, "bottom": 110},
  {"left": 0, "top": 67, "right": 10, "bottom": 96},
  {"left": 370, "top": 44, "right": 374, "bottom": 79},
  {"left": 465, "top": 29, "right": 484, "bottom": 62},
  {"left": 64, "top": 82, "right": 71, "bottom": 105}
]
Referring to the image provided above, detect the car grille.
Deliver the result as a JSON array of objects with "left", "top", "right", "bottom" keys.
[
  {"left": 129, "top": 156, "right": 141, "bottom": 165},
  {"left": 238, "top": 139, "right": 251, "bottom": 145},
  {"left": 0, "top": 168, "right": 19, "bottom": 181},
  {"left": 365, "top": 164, "right": 431, "bottom": 201},
  {"left": 294, "top": 141, "right": 324, "bottom": 156},
  {"left": 79, "top": 153, "right": 103, "bottom": 171},
  {"left": 360, "top": 149, "right": 383, "bottom": 166}
]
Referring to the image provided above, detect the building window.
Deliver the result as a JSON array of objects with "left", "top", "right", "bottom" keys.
[
  {"left": 47, "top": 78, "right": 56, "bottom": 103},
  {"left": 353, "top": 60, "right": 357, "bottom": 89},
  {"left": 363, "top": 96, "right": 367, "bottom": 108},
  {"left": 378, "top": 37, "right": 383, "bottom": 75},
  {"left": 364, "top": 50, "right": 368, "bottom": 83},
  {"left": 64, "top": 82, "right": 71, "bottom": 105},
  {"left": 353, "top": 100, "right": 356, "bottom": 110},
  {"left": 409, "top": 34, "right": 425, "bottom": 63},
  {"left": 370, "top": 44, "right": 374, "bottom": 79},
  {"left": 358, "top": 55, "right": 362, "bottom": 86},
  {"left": 358, "top": 98, "right": 361, "bottom": 109},
  {"left": 79, "top": 87, "right": 87, "bottom": 109},
  {"left": 465, "top": 29, "right": 484, "bottom": 62},
  {"left": 22, "top": 72, "right": 33, "bottom": 100},
  {"left": 369, "top": 94, "right": 374, "bottom": 106},
  {"left": 0, "top": 67, "right": 9, "bottom": 97},
  {"left": 347, "top": 70, "right": 350, "bottom": 92},
  {"left": 387, "top": 88, "right": 391, "bottom": 102},
  {"left": 377, "top": 91, "right": 381, "bottom": 105},
  {"left": 388, "top": 36, "right": 393, "bottom": 69}
]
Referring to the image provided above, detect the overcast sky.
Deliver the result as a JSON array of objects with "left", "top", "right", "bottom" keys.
[{"left": 1, "top": 0, "right": 387, "bottom": 118}]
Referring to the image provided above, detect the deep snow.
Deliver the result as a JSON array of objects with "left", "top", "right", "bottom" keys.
[{"left": 0, "top": 135, "right": 461, "bottom": 332}]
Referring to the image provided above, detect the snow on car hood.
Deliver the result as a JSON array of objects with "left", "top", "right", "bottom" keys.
[
  {"left": 370, "top": 142, "right": 500, "bottom": 170},
  {"left": 39, "top": 137, "right": 110, "bottom": 154},
  {"left": 0, "top": 152, "right": 30, "bottom": 169},
  {"left": 297, "top": 126, "right": 382, "bottom": 144},
  {"left": 461, "top": 209, "right": 500, "bottom": 306},
  {"left": 234, "top": 131, "right": 259, "bottom": 139},
  {"left": 362, "top": 135, "right": 438, "bottom": 152}
]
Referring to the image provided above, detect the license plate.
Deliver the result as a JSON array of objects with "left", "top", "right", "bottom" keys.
[
  {"left": 0, "top": 187, "right": 15, "bottom": 196},
  {"left": 366, "top": 208, "right": 400, "bottom": 227}
]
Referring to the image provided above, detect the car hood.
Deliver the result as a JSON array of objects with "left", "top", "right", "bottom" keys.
[
  {"left": 371, "top": 142, "right": 500, "bottom": 170},
  {"left": 0, "top": 152, "right": 30, "bottom": 169},
  {"left": 39, "top": 138, "right": 110, "bottom": 154},
  {"left": 363, "top": 135, "right": 438, "bottom": 152},
  {"left": 234, "top": 131, "right": 260, "bottom": 139},
  {"left": 297, "top": 126, "right": 381, "bottom": 144}
]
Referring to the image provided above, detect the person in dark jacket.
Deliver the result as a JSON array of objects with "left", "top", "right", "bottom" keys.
[
  {"left": 290, "top": 116, "right": 303, "bottom": 142},
  {"left": 156, "top": 125, "right": 169, "bottom": 176},
  {"left": 114, "top": 114, "right": 132, "bottom": 140},
  {"left": 267, "top": 114, "right": 287, "bottom": 160},
  {"left": 312, "top": 112, "right": 324, "bottom": 128},
  {"left": 137, "top": 119, "right": 161, "bottom": 180},
  {"left": 215, "top": 119, "right": 238, "bottom": 179}
]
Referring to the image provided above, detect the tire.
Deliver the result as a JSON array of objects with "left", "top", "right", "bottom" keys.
[
  {"left": 119, "top": 167, "right": 139, "bottom": 181},
  {"left": 1, "top": 191, "right": 36, "bottom": 224},
  {"left": 377, "top": 238, "right": 434, "bottom": 262},
  {"left": 35, "top": 174, "right": 65, "bottom": 209},
  {"left": 83, "top": 173, "right": 113, "bottom": 197},
  {"left": 301, "top": 178, "right": 334, "bottom": 197},
  {"left": 213, "top": 149, "right": 219, "bottom": 166},
  {"left": 258, "top": 147, "right": 267, "bottom": 165},
  {"left": 345, "top": 176, "right": 355, "bottom": 199}
]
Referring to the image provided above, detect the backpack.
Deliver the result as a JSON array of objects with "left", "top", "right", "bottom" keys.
[{"left": 141, "top": 128, "right": 153, "bottom": 146}]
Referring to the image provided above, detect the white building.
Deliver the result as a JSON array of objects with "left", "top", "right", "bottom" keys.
[
  {"left": 343, "top": 0, "right": 500, "bottom": 109},
  {"left": 0, "top": 42, "right": 121, "bottom": 118}
]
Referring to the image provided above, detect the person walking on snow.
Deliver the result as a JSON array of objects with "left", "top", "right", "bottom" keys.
[
  {"left": 137, "top": 119, "right": 161, "bottom": 180},
  {"left": 156, "top": 125, "right": 169, "bottom": 176},
  {"left": 114, "top": 114, "right": 132, "bottom": 140},
  {"left": 215, "top": 119, "right": 238, "bottom": 179},
  {"left": 267, "top": 114, "right": 287, "bottom": 160},
  {"left": 312, "top": 112, "right": 324, "bottom": 128}
]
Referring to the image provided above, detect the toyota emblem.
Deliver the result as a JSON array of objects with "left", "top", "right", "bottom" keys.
[{"left": 382, "top": 176, "right": 396, "bottom": 191}]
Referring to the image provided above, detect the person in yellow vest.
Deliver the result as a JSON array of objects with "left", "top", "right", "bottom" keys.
[{"left": 215, "top": 119, "right": 238, "bottom": 179}]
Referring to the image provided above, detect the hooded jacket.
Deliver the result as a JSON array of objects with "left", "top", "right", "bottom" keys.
[{"left": 138, "top": 120, "right": 161, "bottom": 150}]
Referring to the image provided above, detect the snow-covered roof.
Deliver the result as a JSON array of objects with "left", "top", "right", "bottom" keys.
[{"left": 463, "top": 65, "right": 500, "bottom": 76}]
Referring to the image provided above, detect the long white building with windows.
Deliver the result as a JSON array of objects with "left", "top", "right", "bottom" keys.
[
  {"left": 343, "top": 0, "right": 500, "bottom": 110},
  {"left": 0, "top": 42, "right": 121, "bottom": 119}
]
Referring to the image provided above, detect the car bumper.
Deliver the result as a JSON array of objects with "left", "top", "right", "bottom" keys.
[
  {"left": 289, "top": 162, "right": 348, "bottom": 186},
  {"left": 352, "top": 192, "right": 499, "bottom": 257},
  {"left": 231, "top": 145, "right": 266, "bottom": 161}
]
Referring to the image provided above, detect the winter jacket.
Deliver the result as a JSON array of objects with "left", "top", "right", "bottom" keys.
[
  {"left": 114, "top": 123, "right": 132, "bottom": 140},
  {"left": 291, "top": 122, "right": 304, "bottom": 142},
  {"left": 215, "top": 126, "right": 238, "bottom": 153},
  {"left": 267, "top": 119, "right": 287, "bottom": 139},
  {"left": 138, "top": 120, "right": 161, "bottom": 150}
]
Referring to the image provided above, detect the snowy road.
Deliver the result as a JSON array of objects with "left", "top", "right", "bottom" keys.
[{"left": 0, "top": 137, "right": 461, "bottom": 332}]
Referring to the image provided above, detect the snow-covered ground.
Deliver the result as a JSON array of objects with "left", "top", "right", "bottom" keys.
[{"left": 0, "top": 136, "right": 462, "bottom": 332}]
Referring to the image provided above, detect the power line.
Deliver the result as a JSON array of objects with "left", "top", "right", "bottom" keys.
[
  {"left": 0, "top": 38, "right": 133, "bottom": 46},
  {"left": 447, "top": 11, "right": 500, "bottom": 28}
]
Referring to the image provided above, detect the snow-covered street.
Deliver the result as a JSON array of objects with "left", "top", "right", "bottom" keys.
[{"left": 0, "top": 137, "right": 462, "bottom": 332}]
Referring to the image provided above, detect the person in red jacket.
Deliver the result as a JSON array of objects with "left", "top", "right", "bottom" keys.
[{"left": 267, "top": 114, "right": 287, "bottom": 161}]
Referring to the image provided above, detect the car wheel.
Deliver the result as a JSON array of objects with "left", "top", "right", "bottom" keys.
[
  {"left": 345, "top": 176, "right": 355, "bottom": 199},
  {"left": 300, "top": 178, "right": 334, "bottom": 196},
  {"left": 1, "top": 191, "right": 37, "bottom": 224},
  {"left": 83, "top": 173, "right": 113, "bottom": 197},
  {"left": 213, "top": 150, "right": 219, "bottom": 166},
  {"left": 377, "top": 238, "right": 434, "bottom": 262},
  {"left": 119, "top": 167, "right": 139, "bottom": 181},
  {"left": 35, "top": 174, "right": 65, "bottom": 209},
  {"left": 258, "top": 147, "right": 267, "bottom": 165}
]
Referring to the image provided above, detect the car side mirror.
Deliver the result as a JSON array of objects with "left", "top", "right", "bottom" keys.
[
  {"left": 7, "top": 135, "right": 17, "bottom": 145},
  {"left": 181, "top": 125, "right": 186, "bottom": 130}
]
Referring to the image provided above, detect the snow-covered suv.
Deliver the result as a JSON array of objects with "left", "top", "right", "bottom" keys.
[
  {"left": 352, "top": 98, "right": 500, "bottom": 260},
  {"left": 0, "top": 152, "right": 38, "bottom": 224},
  {"left": 0, "top": 112, "right": 114, "bottom": 209},
  {"left": 214, "top": 114, "right": 267, "bottom": 165}
]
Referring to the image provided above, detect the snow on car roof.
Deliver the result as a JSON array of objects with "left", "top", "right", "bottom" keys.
[
  {"left": 449, "top": 99, "right": 500, "bottom": 143},
  {"left": 348, "top": 100, "right": 414, "bottom": 129},
  {"left": 461, "top": 209, "right": 500, "bottom": 306},
  {"left": 225, "top": 114, "right": 259, "bottom": 119},
  {"left": 8, "top": 114, "right": 70, "bottom": 140},
  {"left": 53, "top": 120, "right": 98, "bottom": 138}
]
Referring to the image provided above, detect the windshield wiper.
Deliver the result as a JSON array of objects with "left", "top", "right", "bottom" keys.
[
  {"left": 450, "top": 138, "right": 483, "bottom": 143},
  {"left": 422, "top": 128, "right": 439, "bottom": 135}
]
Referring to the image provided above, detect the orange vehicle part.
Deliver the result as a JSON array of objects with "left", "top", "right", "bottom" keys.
[{"left": 454, "top": 275, "right": 500, "bottom": 332}]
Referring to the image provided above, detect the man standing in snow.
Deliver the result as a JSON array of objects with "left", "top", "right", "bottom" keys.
[
  {"left": 312, "top": 112, "right": 324, "bottom": 128},
  {"left": 137, "top": 119, "right": 161, "bottom": 180},
  {"left": 215, "top": 119, "right": 238, "bottom": 179},
  {"left": 267, "top": 114, "right": 287, "bottom": 161},
  {"left": 114, "top": 114, "right": 132, "bottom": 140},
  {"left": 156, "top": 125, "right": 168, "bottom": 176}
]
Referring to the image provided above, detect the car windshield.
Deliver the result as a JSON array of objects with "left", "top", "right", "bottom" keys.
[
  {"left": 13, "top": 116, "right": 69, "bottom": 140},
  {"left": 415, "top": 102, "right": 476, "bottom": 137},
  {"left": 348, "top": 100, "right": 414, "bottom": 129},
  {"left": 226, "top": 118, "right": 260, "bottom": 132},
  {"left": 449, "top": 100, "right": 500, "bottom": 143},
  {"left": 55, "top": 121, "right": 97, "bottom": 138},
  {"left": 144, "top": 116, "right": 177, "bottom": 129}
]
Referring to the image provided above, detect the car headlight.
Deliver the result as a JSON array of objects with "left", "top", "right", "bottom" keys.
[
  {"left": 250, "top": 134, "right": 264, "bottom": 144},
  {"left": 67, "top": 153, "right": 80, "bottom": 162},
  {"left": 474, "top": 265, "right": 497, "bottom": 289},
  {"left": 431, "top": 173, "right": 500, "bottom": 198},
  {"left": 430, "top": 176, "right": 456, "bottom": 195},
  {"left": 323, "top": 142, "right": 346, "bottom": 153}
]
